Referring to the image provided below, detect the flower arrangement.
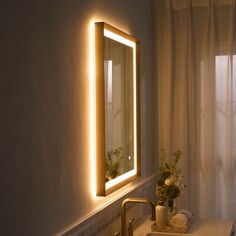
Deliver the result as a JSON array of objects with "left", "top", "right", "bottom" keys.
[{"left": 156, "top": 149, "right": 187, "bottom": 207}]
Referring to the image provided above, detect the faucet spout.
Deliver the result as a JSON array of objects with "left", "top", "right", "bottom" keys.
[{"left": 121, "top": 198, "right": 156, "bottom": 236}]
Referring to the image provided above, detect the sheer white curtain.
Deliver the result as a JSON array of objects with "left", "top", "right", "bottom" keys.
[{"left": 154, "top": 0, "right": 236, "bottom": 221}]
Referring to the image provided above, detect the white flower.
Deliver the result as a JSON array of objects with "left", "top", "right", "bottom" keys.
[{"left": 164, "top": 175, "right": 176, "bottom": 186}]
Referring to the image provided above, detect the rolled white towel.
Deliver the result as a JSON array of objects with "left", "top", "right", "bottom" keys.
[
  {"left": 168, "top": 213, "right": 188, "bottom": 227},
  {"left": 177, "top": 209, "right": 193, "bottom": 219}
]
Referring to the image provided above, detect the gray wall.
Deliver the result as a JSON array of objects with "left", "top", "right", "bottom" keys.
[{"left": 0, "top": 0, "right": 155, "bottom": 235}]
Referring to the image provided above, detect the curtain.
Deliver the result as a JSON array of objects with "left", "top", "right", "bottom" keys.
[{"left": 154, "top": 0, "right": 236, "bottom": 222}]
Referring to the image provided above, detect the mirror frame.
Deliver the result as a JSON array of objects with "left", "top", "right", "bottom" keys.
[{"left": 94, "top": 22, "right": 140, "bottom": 196}]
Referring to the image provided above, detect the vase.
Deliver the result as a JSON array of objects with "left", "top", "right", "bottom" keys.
[{"left": 155, "top": 205, "right": 168, "bottom": 226}]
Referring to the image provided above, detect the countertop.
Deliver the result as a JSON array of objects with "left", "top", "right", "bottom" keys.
[{"left": 134, "top": 217, "right": 234, "bottom": 236}]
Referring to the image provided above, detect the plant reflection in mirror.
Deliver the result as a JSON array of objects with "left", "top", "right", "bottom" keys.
[
  {"left": 156, "top": 148, "right": 187, "bottom": 207},
  {"left": 105, "top": 147, "right": 124, "bottom": 182}
]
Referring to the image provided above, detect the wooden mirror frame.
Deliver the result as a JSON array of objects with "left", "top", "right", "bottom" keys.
[{"left": 94, "top": 22, "right": 140, "bottom": 196}]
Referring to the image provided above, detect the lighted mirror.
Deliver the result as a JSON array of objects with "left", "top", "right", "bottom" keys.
[{"left": 94, "top": 22, "right": 140, "bottom": 196}]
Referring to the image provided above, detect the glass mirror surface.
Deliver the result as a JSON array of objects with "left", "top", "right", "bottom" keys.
[
  {"left": 104, "top": 37, "right": 134, "bottom": 182},
  {"left": 95, "top": 22, "right": 140, "bottom": 196}
]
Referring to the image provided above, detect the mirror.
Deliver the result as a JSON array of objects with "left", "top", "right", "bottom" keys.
[{"left": 94, "top": 22, "right": 140, "bottom": 196}]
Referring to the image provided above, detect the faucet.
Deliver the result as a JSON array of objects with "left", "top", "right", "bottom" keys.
[{"left": 121, "top": 198, "right": 156, "bottom": 236}]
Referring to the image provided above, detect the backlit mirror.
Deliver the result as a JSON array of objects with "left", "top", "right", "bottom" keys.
[{"left": 94, "top": 22, "right": 140, "bottom": 196}]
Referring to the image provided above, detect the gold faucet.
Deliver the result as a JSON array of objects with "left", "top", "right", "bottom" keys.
[
  {"left": 121, "top": 198, "right": 156, "bottom": 236},
  {"left": 128, "top": 218, "right": 135, "bottom": 236}
]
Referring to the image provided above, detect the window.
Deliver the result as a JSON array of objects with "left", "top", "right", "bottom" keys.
[{"left": 216, "top": 55, "right": 236, "bottom": 151}]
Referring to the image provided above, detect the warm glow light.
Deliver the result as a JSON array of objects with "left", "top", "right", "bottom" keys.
[
  {"left": 105, "top": 169, "right": 137, "bottom": 189},
  {"left": 104, "top": 29, "right": 136, "bottom": 48},
  {"left": 133, "top": 44, "right": 137, "bottom": 173},
  {"left": 89, "top": 21, "right": 96, "bottom": 196}
]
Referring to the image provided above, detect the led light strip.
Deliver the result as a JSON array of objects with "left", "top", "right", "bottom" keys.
[{"left": 104, "top": 29, "right": 136, "bottom": 48}]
